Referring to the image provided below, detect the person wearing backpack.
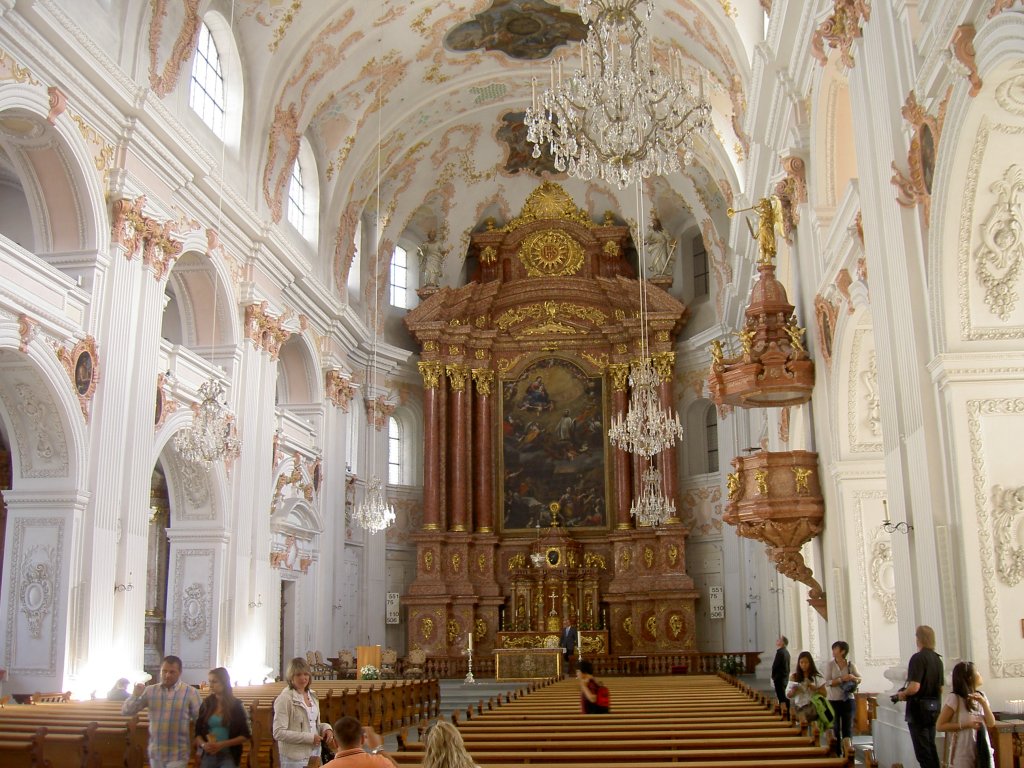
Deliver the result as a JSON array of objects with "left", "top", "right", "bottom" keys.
[
  {"left": 577, "top": 660, "right": 609, "bottom": 714},
  {"left": 824, "top": 640, "right": 862, "bottom": 756}
]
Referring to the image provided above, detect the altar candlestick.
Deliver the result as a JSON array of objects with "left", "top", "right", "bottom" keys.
[{"left": 467, "top": 631, "right": 473, "bottom": 651}]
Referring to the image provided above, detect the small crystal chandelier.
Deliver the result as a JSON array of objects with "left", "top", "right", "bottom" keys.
[
  {"left": 174, "top": 378, "right": 241, "bottom": 463},
  {"left": 352, "top": 20, "right": 396, "bottom": 537},
  {"left": 631, "top": 463, "right": 675, "bottom": 527},
  {"left": 353, "top": 475, "right": 395, "bottom": 534},
  {"left": 525, "top": 0, "right": 710, "bottom": 189},
  {"left": 608, "top": 356, "right": 683, "bottom": 458}
]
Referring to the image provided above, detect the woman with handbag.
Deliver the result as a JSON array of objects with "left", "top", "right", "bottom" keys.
[
  {"left": 273, "top": 657, "right": 336, "bottom": 768},
  {"left": 936, "top": 661, "right": 996, "bottom": 768},
  {"left": 824, "top": 641, "right": 862, "bottom": 756},
  {"left": 785, "top": 651, "right": 826, "bottom": 723}
]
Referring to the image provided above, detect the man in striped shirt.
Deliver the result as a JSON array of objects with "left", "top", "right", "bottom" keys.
[{"left": 123, "top": 654, "right": 201, "bottom": 768}]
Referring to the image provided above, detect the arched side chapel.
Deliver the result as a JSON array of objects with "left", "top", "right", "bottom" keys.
[{"left": 0, "top": 5, "right": 1021, "bottom": 764}]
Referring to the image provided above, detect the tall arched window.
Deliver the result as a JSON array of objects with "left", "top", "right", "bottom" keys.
[
  {"left": 390, "top": 245, "right": 409, "bottom": 308},
  {"left": 692, "top": 234, "right": 709, "bottom": 299},
  {"left": 287, "top": 159, "right": 305, "bottom": 232},
  {"left": 388, "top": 416, "right": 403, "bottom": 484},
  {"left": 347, "top": 219, "right": 362, "bottom": 296},
  {"left": 704, "top": 404, "right": 719, "bottom": 473},
  {"left": 189, "top": 22, "right": 226, "bottom": 138}
]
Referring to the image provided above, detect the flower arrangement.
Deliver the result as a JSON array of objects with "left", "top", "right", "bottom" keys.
[{"left": 359, "top": 665, "right": 380, "bottom": 680}]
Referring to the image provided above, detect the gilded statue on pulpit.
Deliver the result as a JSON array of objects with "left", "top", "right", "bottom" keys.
[{"left": 500, "top": 356, "right": 609, "bottom": 531}]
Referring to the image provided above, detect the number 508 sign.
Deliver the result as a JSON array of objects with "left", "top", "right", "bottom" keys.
[{"left": 708, "top": 586, "right": 725, "bottom": 620}]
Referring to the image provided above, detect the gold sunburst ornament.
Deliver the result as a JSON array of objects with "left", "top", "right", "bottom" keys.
[{"left": 519, "top": 229, "right": 585, "bottom": 276}]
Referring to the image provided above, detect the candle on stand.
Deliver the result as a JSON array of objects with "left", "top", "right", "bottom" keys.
[
  {"left": 577, "top": 629, "right": 582, "bottom": 652},
  {"left": 882, "top": 499, "right": 890, "bottom": 524},
  {"left": 467, "top": 631, "right": 473, "bottom": 652}
]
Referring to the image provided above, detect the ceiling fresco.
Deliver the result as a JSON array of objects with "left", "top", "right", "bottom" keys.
[
  {"left": 149, "top": 0, "right": 762, "bottom": 295},
  {"left": 444, "top": 0, "right": 588, "bottom": 60}
]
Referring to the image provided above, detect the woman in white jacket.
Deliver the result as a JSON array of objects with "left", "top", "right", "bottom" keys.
[{"left": 273, "top": 657, "right": 335, "bottom": 768}]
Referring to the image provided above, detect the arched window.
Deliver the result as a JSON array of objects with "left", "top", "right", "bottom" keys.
[
  {"left": 388, "top": 416, "right": 403, "bottom": 484},
  {"left": 390, "top": 245, "right": 409, "bottom": 308},
  {"left": 704, "top": 404, "right": 719, "bottom": 473},
  {"left": 347, "top": 219, "right": 362, "bottom": 296},
  {"left": 287, "top": 159, "right": 305, "bottom": 232},
  {"left": 692, "top": 234, "right": 709, "bottom": 298},
  {"left": 189, "top": 22, "right": 226, "bottom": 138}
]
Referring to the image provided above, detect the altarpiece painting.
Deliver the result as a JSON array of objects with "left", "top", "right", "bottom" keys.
[{"left": 500, "top": 357, "right": 608, "bottom": 531}]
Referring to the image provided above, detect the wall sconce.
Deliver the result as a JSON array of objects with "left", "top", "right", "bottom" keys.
[
  {"left": 881, "top": 500, "right": 913, "bottom": 534},
  {"left": 248, "top": 594, "right": 263, "bottom": 609},
  {"left": 114, "top": 572, "right": 134, "bottom": 593}
]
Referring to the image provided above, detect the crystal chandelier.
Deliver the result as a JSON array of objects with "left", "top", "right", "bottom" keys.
[
  {"left": 353, "top": 475, "right": 395, "bottom": 534},
  {"left": 353, "top": 21, "right": 396, "bottom": 536},
  {"left": 174, "top": 378, "right": 241, "bottom": 463},
  {"left": 525, "top": 0, "right": 711, "bottom": 189},
  {"left": 608, "top": 357, "right": 684, "bottom": 457},
  {"left": 631, "top": 463, "right": 675, "bottom": 527}
]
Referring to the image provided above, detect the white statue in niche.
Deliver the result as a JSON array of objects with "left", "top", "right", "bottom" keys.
[
  {"left": 643, "top": 212, "right": 677, "bottom": 278},
  {"left": 418, "top": 230, "right": 448, "bottom": 287}
]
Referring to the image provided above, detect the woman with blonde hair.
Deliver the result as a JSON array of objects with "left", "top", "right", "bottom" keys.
[
  {"left": 273, "top": 657, "right": 335, "bottom": 768},
  {"left": 421, "top": 721, "right": 479, "bottom": 768}
]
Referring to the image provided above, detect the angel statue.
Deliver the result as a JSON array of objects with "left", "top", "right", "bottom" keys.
[
  {"left": 418, "top": 230, "right": 448, "bottom": 287},
  {"left": 729, "top": 195, "right": 786, "bottom": 266},
  {"left": 785, "top": 316, "right": 807, "bottom": 356}
]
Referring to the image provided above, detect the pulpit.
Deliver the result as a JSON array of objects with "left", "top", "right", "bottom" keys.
[{"left": 356, "top": 644, "right": 381, "bottom": 679}]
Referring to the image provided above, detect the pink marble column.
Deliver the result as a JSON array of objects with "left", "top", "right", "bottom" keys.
[
  {"left": 472, "top": 368, "right": 495, "bottom": 533},
  {"left": 417, "top": 361, "right": 442, "bottom": 531},
  {"left": 608, "top": 364, "right": 633, "bottom": 530},
  {"left": 654, "top": 353, "right": 680, "bottom": 521},
  {"left": 447, "top": 364, "right": 469, "bottom": 531}
]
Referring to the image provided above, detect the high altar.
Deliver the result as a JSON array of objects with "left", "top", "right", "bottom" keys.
[{"left": 403, "top": 183, "right": 699, "bottom": 658}]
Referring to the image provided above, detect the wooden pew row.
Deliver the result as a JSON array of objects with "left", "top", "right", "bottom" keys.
[
  {"left": 0, "top": 730, "right": 46, "bottom": 768},
  {"left": 391, "top": 761, "right": 849, "bottom": 768},
  {"left": 398, "top": 676, "right": 853, "bottom": 768}
]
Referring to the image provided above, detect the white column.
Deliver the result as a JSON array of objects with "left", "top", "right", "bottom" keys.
[
  {"left": 0, "top": 491, "right": 88, "bottom": 695},
  {"left": 845, "top": 1, "right": 947, "bottom": 649},
  {"left": 225, "top": 340, "right": 277, "bottom": 679}
]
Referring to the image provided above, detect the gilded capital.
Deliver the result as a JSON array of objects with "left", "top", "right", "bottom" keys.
[
  {"left": 418, "top": 361, "right": 443, "bottom": 389},
  {"left": 471, "top": 368, "right": 495, "bottom": 396},
  {"left": 652, "top": 351, "right": 676, "bottom": 383},
  {"left": 608, "top": 363, "right": 630, "bottom": 392},
  {"left": 446, "top": 363, "right": 469, "bottom": 392}
]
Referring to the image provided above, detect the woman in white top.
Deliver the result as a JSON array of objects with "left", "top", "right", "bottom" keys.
[
  {"left": 936, "top": 661, "right": 996, "bottom": 768},
  {"left": 273, "top": 657, "right": 335, "bottom": 768},
  {"left": 824, "top": 640, "right": 861, "bottom": 755}
]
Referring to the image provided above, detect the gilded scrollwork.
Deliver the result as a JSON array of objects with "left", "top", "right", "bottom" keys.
[
  {"left": 502, "top": 181, "right": 594, "bottom": 232},
  {"left": 447, "top": 618, "right": 460, "bottom": 645},
  {"left": 669, "top": 613, "right": 683, "bottom": 638},
  {"left": 792, "top": 468, "right": 813, "bottom": 495},
  {"left": 810, "top": 0, "right": 871, "bottom": 69},
  {"left": 667, "top": 543, "right": 679, "bottom": 567},
  {"left": 608, "top": 363, "right": 630, "bottom": 392},
  {"left": 974, "top": 165, "right": 1024, "bottom": 321},
  {"left": 991, "top": 485, "right": 1024, "bottom": 586},
  {"left": 645, "top": 614, "right": 657, "bottom": 638},
  {"left": 507, "top": 553, "right": 525, "bottom": 570},
  {"left": 643, "top": 546, "right": 654, "bottom": 568},
  {"left": 495, "top": 301, "right": 607, "bottom": 332},
  {"left": 446, "top": 364, "right": 469, "bottom": 392},
  {"left": 583, "top": 552, "right": 605, "bottom": 569},
  {"left": 417, "top": 361, "right": 443, "bottom": 390},
  {"left": 471, "top": 368, "right": 494, "bottom": 396},
  {"left": 421, "top": 616, "right": 434, "bottom": 641}
]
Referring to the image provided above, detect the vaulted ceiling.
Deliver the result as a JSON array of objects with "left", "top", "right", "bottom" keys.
[{"left": 229, "top": 0, "right": 760, "bottom": 294}]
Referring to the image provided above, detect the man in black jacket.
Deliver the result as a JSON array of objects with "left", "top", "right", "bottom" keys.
[
  {"left": 771, "top": 636, "right": 791, "bottom": 717},
  {"left": 896, "top": 625, "right": 944, "bottom": 768},
  {"left": 561, "top": 620, "right": 578, "bottom": 675}
]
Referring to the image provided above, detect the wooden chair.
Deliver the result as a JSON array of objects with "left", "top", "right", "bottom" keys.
[
  {"left": 381, "top": 648, "right": 399, "bottom": 679},
  {"left": 403, "top": 648, "right": 426, "bottom": 679},
  {"left": 335, "top": 650, "right": 357, "bottom": 679}
]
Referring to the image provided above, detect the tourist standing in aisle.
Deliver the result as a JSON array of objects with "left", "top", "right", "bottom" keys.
[
  {"left": 274, "top": 657, "right": 335, "bottom": 768},
  {"left": 771, "top": 636, "right": 791, "bottom": 717},
  {"left": 122, "top": 655, "right": 201, "bottom": 768},
  {"left": 824, "top": 640, "right": 861, "bottom": 755},
  {"left": 896, "top": 625, "right": 944, "bottom": 768}
]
